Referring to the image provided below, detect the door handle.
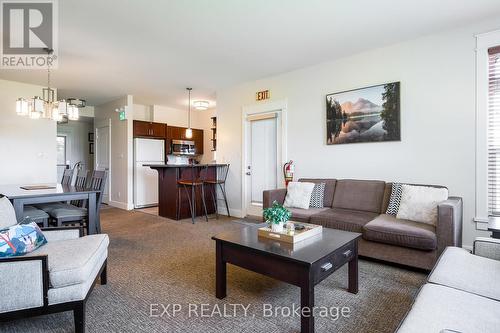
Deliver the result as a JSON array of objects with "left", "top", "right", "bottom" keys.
[{"left": 246, "top": 172, "right": 251, "bottom": 176}]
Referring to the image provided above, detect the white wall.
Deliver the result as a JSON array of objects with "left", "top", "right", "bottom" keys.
[
  {"left": 133, "top": 104, "right": 153, "bottom": 121},
  {"left": 0, "top": 79, "right": 57, "bottom": 184},
  {"left": 57, "top": 120, "right": 94, "bottom": 171},
  {"left": 217, "top": 19, "right": 500, "bottom": 247},
  {"left": 134, "top": 104, "right": 216, "bottom": 163},
  {"left": 94, "top": 95, "right": 134, "bottom": 210}
]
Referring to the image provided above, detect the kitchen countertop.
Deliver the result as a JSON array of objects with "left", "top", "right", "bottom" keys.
[{"left": 144, "top": 163, "right": 228, "bottom": 168}]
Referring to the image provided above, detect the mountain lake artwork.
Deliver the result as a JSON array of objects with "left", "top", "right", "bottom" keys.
[{"left": 326, "top": 82, "right": 400, "bottom": 145}]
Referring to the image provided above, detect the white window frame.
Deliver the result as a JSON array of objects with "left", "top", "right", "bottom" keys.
[{"left": 475, "top": 30, "right": 500, "bottom": 227}]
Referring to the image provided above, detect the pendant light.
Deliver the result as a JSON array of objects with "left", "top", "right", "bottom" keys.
[
  {"left": 16, "top": 48, "right": 85, "bottom": 122},
  {"left": 185, "top": 88, "right": 193, "bottom": 139}
]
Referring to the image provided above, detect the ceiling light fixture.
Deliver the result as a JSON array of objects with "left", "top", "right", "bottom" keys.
[
  {"left": 193, "top": 100, "right": 209, "bottom": 110},
  {"left": 16, "top": 48, "right": 86, "bottom": 122},
  {"left": 185, "top": 88, "right": 193, "bottom": 139}
]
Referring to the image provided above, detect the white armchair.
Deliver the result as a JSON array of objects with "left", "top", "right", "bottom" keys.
[{"left": 0, "top": 197, "right": 109, "bottom": 333}]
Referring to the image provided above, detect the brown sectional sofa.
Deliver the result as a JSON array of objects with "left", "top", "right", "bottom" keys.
[{"left": 263, "top": 179, "right": 463, "bottom": 270}]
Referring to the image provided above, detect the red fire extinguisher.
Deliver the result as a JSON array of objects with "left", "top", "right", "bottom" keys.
[{"left": 283, "top": 160, "right": 294, "bottom": 187}]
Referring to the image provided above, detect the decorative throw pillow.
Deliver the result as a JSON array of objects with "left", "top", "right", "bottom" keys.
[
  {"left": 0, "top": 222, "right": 47, "bottom": 257},
  {"left": 386, "top": 183, "right": 403, "bottom": 215},
  {"left": 0, "top": 196, "right": 17, "bottom": 230},
  {"left": 284, "top": 182, "right": 315, "bottom": 210},
  {"left": 309, "top": 183, "right": 326, "bottom": 208},
  {"left": 396, "top": 185, "right": 449, "bottom": 225}
]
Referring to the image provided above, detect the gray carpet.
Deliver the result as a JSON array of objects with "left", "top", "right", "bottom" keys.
[{"left": 0, "top": 209, "right": 426, "bottom": 333}]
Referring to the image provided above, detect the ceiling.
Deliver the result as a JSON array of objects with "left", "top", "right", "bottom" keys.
[{"left": 1, "top": 0, "right": 500, "bottom": 109}]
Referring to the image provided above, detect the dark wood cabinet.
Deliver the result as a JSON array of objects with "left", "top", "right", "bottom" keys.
[
  {"left": 133, "top": 120, "right": 151, "bottom": 137},
  {"left": 133, "top": 120, "right": 166, "bottom": 138},
  {"left": 151, "top": 122, "right": 166, "bottom": 137},
  {"left": 166, "top": 126, "right": 204, "bottom": 155},
  {"left": 192, "top": 129, "right": 204, "bottom": 155}
]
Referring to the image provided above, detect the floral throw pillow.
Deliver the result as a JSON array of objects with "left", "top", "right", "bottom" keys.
[{"left": 0, "top": 222, "right": 47, "bottom": 257}]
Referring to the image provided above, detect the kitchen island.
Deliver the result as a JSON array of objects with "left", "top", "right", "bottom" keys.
[{"left": 145, "top": 164, "right": 228, "bottom": 220}]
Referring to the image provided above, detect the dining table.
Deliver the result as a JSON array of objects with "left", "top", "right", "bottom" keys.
[{"left": 0, "top": 183, "right": 102, "bottom": 234}]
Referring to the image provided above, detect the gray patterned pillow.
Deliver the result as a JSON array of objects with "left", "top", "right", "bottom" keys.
[
  {"left": 309, "top": 183, "right": 326, "bottom": 208},
  {"left": 386, "top": 183, "right": 403, "bottom": 215}
]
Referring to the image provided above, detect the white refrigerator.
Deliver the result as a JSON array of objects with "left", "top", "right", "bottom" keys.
[{"left": 134, "top": 138, "right": 165, "bottom": 208}]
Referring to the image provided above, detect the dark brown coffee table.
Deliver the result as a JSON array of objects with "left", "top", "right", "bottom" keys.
[{"left": 212, "top": 225, "right": 361, "bottom": 333}]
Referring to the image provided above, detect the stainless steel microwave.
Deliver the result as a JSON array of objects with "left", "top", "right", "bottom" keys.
[{"left": 171, "top": 140, "right": 196, "bottom": 155}]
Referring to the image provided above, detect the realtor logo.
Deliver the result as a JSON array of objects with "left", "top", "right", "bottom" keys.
[{"left": 1, "top": 0, "right": 58, "bottom": 68}]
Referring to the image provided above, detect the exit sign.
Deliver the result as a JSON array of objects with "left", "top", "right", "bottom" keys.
[
  {"left": 119, "top": 111, "right": 126, "bottom": 121},
  {"left": 256, "top": 90, "right": 270, "bottom": 101}
]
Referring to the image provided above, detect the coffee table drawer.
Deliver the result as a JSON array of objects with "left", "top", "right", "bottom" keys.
[{"left": 312, "top": 242, "right": 355, "bottom": 283}]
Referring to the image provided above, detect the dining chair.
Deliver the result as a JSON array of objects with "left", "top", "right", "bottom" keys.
[
  {"left": 70, "top": 170, "right": 89, "bottom": 207},
  {"left": 177, "top": 165, "right": 209, "bottom": 224},
  {"left": 43, "top": 170, "right": 107, "bottom": 234},
  {"left": 61, "top": 168, "right": 75, "bottom": 185},
  {"left": 18, "top": 168, "right": 76, "bottom": 227},
  {"left": 36, "top": 169, "right": 89, "bottom": 217},
  {"left": 203, "top": 164, "right": 230, "bottom": 219}
]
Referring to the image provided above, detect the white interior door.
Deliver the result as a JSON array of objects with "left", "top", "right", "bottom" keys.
[
  {"left": 245, "top": 115, "right": 279, "bottom": 216},
  {"left": 95, "top": 124, "right": 110, "bottom": 204}
]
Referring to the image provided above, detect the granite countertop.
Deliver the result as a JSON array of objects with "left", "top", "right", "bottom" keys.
[{"left": 144, "top": 164, "right": 228, "bottom": 168}]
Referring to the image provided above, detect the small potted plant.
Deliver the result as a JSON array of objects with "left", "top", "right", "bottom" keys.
[{"left": 263, "top": 201, "right": 292, "bottom": 233}]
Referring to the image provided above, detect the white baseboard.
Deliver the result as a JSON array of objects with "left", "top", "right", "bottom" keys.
[
  {"left": 108, "top": 200, "right": 134, "bottom": 210},
  {"left": 217, "top": 207, "right": 243, "bottom": 218}
]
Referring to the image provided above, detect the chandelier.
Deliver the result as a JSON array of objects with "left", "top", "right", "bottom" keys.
[{"left": 15, "top": 48, "right": 85, "bottom": 122}]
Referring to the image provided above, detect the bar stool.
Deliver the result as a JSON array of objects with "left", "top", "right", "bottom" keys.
[
  {"left": 203, "top": 164, "right": 230, "bottom": 219},
  {"left": 177, "top": 165, "right": 209, "bottom": 224}
]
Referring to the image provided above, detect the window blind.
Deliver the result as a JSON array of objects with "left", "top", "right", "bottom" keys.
[{"left": 488, "top": 46, "right": 500, "bottom": 216}]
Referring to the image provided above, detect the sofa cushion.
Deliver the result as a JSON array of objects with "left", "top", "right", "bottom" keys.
[
  {"left": 284, "top": 182, "right": 315, "bottom": 209},
  {"left": 299, "top": 179, "right": 336, "bottom": 207},
  {"left": 287, "top": 207, "right": 329, "bottom": 223},
  {"left": 332, "top": 179, "right": 386, "bottom": 213},
  {"left": 309, "top": 183, "right": 326, "bottom": 208},
  {"left": 363, "top": 214, "right": 437, "bottom": 250},
  {"left": 310, "top": 208, "right": 378, "bottom": 233},
  {"left": 29, "top": 234, "right": 109, "bottom": 288},
  {"left": 428, "top": 247, "right": 500, "bottom": 301},
  {"left": 0, "top": 196, "right": 17, "bottom": 230},
  {"left": 385, "top": 183, "right": 403, "bottom": 215},
  {"left": 0, "top": 222, "right": 47, "bottom": 257},
  {"left": 397, "top": 284, "right": 500, "bottom": 333},
  {"left": 397, "top": 184, "right": 448, "bottom": 226}
]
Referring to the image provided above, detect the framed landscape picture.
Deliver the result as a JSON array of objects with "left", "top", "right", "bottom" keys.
[{"left": 326, "top": 82, "right": 400, "bottom": 145}]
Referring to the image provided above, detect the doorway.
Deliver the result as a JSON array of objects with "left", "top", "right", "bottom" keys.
[
  {"left": 242, "top": 100, "right": 287, "bottom": 217},
  {"left": 95, "top": 121, "right": 111, "bottom": 204}
]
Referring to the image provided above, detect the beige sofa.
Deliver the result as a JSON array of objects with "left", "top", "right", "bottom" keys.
[
  {"left": 398, "top": 243, "right": 500, "bottom": 332},
  {"left": 263, "top": 179, "right": 463, "bottom": 270}
]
